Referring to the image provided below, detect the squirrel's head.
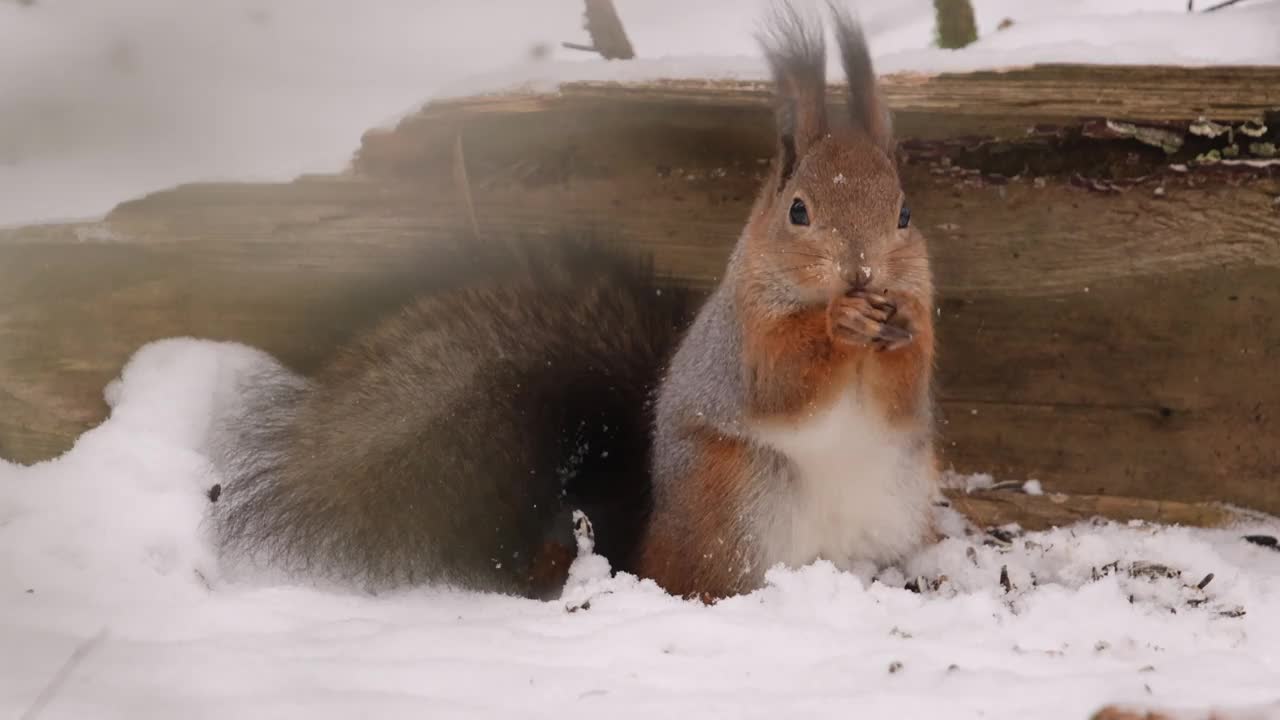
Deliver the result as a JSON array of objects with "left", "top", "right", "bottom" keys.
[{"left": 743, "top": 3, "right": 927, "bottom": 307}]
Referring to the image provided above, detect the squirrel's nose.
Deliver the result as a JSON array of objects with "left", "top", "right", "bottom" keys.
[{"left": 842, "top": 265, "right": 873, "bottom": 292}]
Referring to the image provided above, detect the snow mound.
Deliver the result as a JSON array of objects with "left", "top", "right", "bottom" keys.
[{"left": 3, "top": 338, "right": 1280, "bottom": 719}]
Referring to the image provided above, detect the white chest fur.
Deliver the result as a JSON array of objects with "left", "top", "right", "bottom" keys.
[{"left": 752, "top": 387, "right": 934, "bottom": 573}]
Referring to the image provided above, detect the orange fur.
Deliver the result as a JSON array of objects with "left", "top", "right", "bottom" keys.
[
  {"left": 741, "top": 300, "right": 850, "bottom": 420},
  {"left": 527, "top": 540, "right": 575, "bottom": 599},
  {"left": 864, "top": 294, "right": 935, "bottom": 427},
  {"left": 635, "top": 4, "right": 939, "bottom": 600},
  {"left": 638, "top": 432, "right": 759, "bottom": 599}
]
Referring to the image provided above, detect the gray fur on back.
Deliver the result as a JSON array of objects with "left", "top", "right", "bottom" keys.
[
  {"left": 207, "top": 239, "right": 695, "bottom": 596},
  {"left": 652, "top": 280, "right": 745, "bottom": 480}
]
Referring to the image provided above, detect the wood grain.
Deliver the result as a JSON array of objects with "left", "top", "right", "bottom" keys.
[
  {"left": 378, "top": 64, "right": 1280, "bottom": 146},
  {"left": 1092, "top": 700, "right": 1280, "bottom": 720},
  {"left": 946, "top": 489, "right": 1243, "bottom": 532}
]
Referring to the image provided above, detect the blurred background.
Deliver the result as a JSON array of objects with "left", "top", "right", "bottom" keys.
[{"left": 2, "top": 0, "right": 1278, "bottom": 228}]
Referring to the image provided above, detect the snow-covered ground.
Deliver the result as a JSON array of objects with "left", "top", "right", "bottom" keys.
[
  {"left": 4, "top": 339, "right": 1280, "bottom": 720},
  {"left": 2, "top": 0, "right": 1278, "bottom": 228}
]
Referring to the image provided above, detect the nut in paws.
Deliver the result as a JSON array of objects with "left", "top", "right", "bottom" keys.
[{"left": 828, "top": 291, "right": 912, "bottom": 351}]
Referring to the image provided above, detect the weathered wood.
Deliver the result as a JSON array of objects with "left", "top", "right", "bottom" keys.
[
  {"left": 2, "top": 66, "right": 1278, "bottom": 521},
  {"left": 0, "top": 181, "right": 451, "bottom": 462},
  {"left": 946, "top": 488, "right": 1243, "bottom": 531},
  {"left": 363, "top": 64, "right": 1280, "bottom": 152},
  {"left": 1093, "top": 701, "right": 1280, "bottom": 720}
]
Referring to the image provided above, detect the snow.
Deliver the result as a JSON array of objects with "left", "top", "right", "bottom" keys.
[
  {"left": 4, "top": 338, "right": 1280, "bottom": 719},
  {"left": 3, "top": 0, "right": 1279, "bottom": 228}
]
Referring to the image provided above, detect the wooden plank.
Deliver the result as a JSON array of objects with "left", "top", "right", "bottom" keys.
[
  {"left": 2, "top": 66, "right": 1278, "bottom": 520},
  {"left": 1092, "top": 700, "right": 1280, "bottom": 720},
  {"left": 0, "top": 184, "right": 454, "bottom": 462},
  {"left": 946, "top": 488, "right": 1244, "bottom": 532},
  {"left": 415, "top": 65, "right": 1280, "bottom": 119},
  {"left": 391, "top": 64, "right": 1280, "bottom": 143}
]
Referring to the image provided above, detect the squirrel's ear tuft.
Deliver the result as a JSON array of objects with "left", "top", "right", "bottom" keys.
[
  {"left": 757, "top": 2, "right": 828, "bottom": 187},
  {"left": 828, "top": 2, "right": 893, "bottom": 153}
]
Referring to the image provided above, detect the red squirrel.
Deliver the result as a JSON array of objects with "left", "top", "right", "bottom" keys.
[
  {"left": 637, "top": 4, "right": 939, "bottom": 599},
  {"left": 207, "top": 3, "right": 938, "bottom": 601}
]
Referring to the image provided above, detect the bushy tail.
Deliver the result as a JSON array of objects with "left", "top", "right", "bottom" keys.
[{"left": 206, "top": 235, "right": 696, "bottom": 597}]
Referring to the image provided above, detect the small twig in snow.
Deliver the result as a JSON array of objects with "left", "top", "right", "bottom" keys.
[
  {"left": 973, "top": 480, "right": 1026, "bottom": 493},
  {"left": 987, "top": 527, "right": 1018, "bottom": 545},
  {"left": 1129, "top": 562, "right": 1180, "bottom": 581},
  {"left": 193, "top": 568, "right": 214, "bottom": 591},
  {"left": 1201, "top": 0, "right": 1250, "bottom": 11},
  {"left": 1243, "top": 534, "right": 1278, "bottom": 550},
  {"left": 572, "top": 509, "right": 595, "bottom": 555},
  {"left": 20, "top": 628, "right": 108, "bottom": 720}
]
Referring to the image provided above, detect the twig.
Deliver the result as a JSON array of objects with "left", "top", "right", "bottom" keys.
[
  {"left": 21, "top": 628, "right": 109, "bottom": 720},
  {"left": 562, "top": 0, "right": 635, "bottom": 60},
  {"left": 1201, "top": 0, "right": 1250, "bottom": 10},
  {"left": 999, "top": 565, "right": 1013, "bottom": 593},
  {"left": 1243, "top": 534, "right": 1279, "bottom": 551},
  {"left": 972, "top": 480, "right": 1026, "bottom": 493},
  {"left": 933, "top": 0, "right": 978, "bottom": 49},
  {"left": 451, "top": 134, "right": 482, "bottom": 242}
]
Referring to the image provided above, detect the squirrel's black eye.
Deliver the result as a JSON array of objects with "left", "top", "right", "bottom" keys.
[
  {"left": 898, "top": 203, "right": 911, "bottom": 229},
  {"left": 789, "top": 198, "right": 809, "bottom": 226}
]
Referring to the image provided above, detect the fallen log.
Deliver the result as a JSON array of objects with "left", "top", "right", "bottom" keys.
[{"left": 2, "top": 65, "right": 1278, "bottom": 520}]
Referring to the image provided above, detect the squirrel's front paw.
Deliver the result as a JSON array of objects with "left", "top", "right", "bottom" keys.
[{"left": 827, "top": 291, "right": 912, "bottom": 351}]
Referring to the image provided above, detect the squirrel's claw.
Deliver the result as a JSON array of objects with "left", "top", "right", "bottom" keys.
[
  {"left": 827, "top": 292, "right": 912, "bottom": 351},
  {"left": 872, "top": 324, "right": 913, "bottom": 352}
]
